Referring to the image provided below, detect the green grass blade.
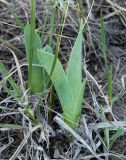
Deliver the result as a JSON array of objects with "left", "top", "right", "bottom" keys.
[
  {"left": 112, "top": 90, "right": 126, "bottom": 103},
  {"left": 40, "top": 0, "right": 51, "bottom": 46},
  {"left": 0, "top": 62, "right": 22, "bottom": 97},
  {"left": 28, "top": 0, "right": 36, "bottom": 92},
  {"left": 24, "top": 107, "right": 39, "bottom": 124},
  {"left": 49, "top": 3, "right": 66, "bottom": 78},
  {"left": 24, "top": 24, "right": 45, "bottom": 94},
  {"left": 107, "top": 67, "right": 112, "bottom": 106},
  {"left": 49, "top": 37, "right": 60, "bottom": 77},
  {"left": 1, "top": 84, "right": 19, "bottom": 100},
  {"left": 24, "top": 24, "right": 41, "bottom": 63},
  {"left": 104, "top": 127, "right": 110, "bottom": 149},
  {"left": 66, "top": 21, "right": 83, "bottom": 102},
  {"left": 100, "top": 11, "right": 107, "bottom": 66},
  {"left": 110, "top": 128, "right": 125, "bottom": 149},
  {"left": 0, "top": 123, "right": 24, "bottom": 129}
]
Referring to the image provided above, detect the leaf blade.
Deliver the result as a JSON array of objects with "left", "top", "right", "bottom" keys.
[
  {"left": 37, "top": 50, "right": 75, "bottom": 114},
  {"left": 0, "top": 62, "right": 22, "bottom": 97},
  {"left": 0, "top": 123, "right": 24, "bottom": 130},
  {"left": 24, "top": 24, "right": 45, "bottom": 94},
  {"left": 66, "top": 21, "right": 83, "bottom": 102}
]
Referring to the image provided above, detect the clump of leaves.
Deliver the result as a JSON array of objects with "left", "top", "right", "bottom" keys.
[
  {"left": 37, "top": 21, "right": 86, "bottom": 129},
  {"left": 0, "top": 0, "right": 85, "bottom": 130},
  {"left": 23, "top": 0, "right": 85, "bottom": 129}
]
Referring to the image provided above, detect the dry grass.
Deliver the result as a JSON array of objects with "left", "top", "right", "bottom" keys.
[{"left": 0, "top": 0, "right": 126, "bottom": 159}]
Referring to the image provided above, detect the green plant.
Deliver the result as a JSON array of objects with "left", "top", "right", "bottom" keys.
[
  {"left": 100, "top": 11, "right": 126, "bottom": 149},
  {"left": 24, "top": 23, "right": 48, "bottom": 94},
  {"left": 0, "top": 0, "right": 85, "bottom": 130},
  {"left": 24, "top": 0, "right": 57, "bottom": 94},
  {"left": 37, "top": 21, "right": 86, "bottom": 129},
  {"left": 0, "top": 63, "right": 22, "bottom": 98},
  {"left": 100, "top": 11, "right": 111, "bottom": 149}
]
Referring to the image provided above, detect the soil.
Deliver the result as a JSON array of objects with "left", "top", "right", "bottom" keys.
[{"left": 0, "top": 0, "right": 126, "bottom": 159}]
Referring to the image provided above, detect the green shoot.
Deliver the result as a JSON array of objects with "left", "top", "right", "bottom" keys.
[
  {"left": 107, "top": 67, "right": 113, "bottom": 107},
  {"left": 112, "top": 90, "right": 126, "bottom": 103},
  {"left": 49, "top": 2, "right": 67, "bottom": 78},
  {"left": 24, "top": 107, "right": 39, "bottom": 124},
  {"left": 0, "top": 124, "right": 24, "bottom": 129},
  {"left": 28, "top": 0, "right": 36, "bottom": 93},
  {"left": 100, "top": 12, "right": 126, "bottom": 149},
  {"left": 100, "top": 11, "right": 111, "bottom": 149},
  {"left": 24, "top": 24, "right": 44, "bottom": 94},
  {"left": 37, "top": 21, "right": 85, "bottom": 129},
  {"left": 0, "top": 62, "right": 39, "bottom": 124},
  {"left": 109, "top": 128, "right": 125, "bottom": 149},
  {"left": 0, "top": 63, "right": 22, "bottom": 97}
]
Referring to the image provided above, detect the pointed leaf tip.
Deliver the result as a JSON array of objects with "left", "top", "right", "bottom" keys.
[{"left": 66, "top": 21, "right": 84, "bottom": 102}]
